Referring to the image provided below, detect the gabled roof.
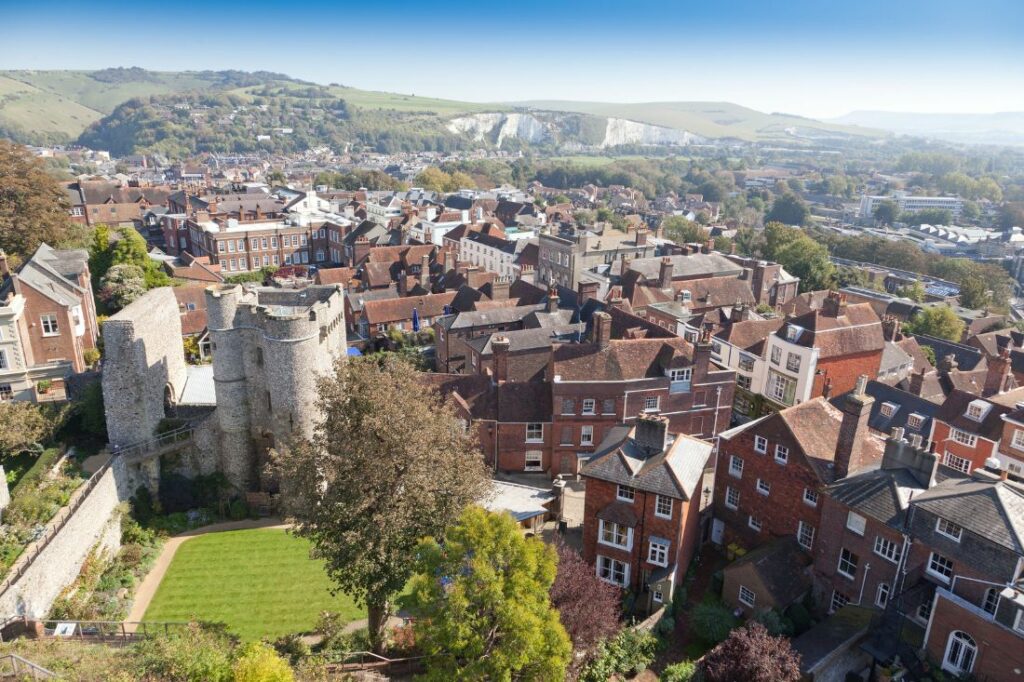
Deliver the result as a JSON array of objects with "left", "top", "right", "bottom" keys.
[
  {"left": 626, "top": 253, "right": 742, "bottom": 281},
  {"left": 934, "top": 388, "right": 1014, "bottom": 440},
  {"left": 724, "top": 537, "right": 811, "bottom": 607},
  {"left": 552, "top": 337, "right": 695, "bottom": 382},
  {"left": 362, "top": 292, "right": 456, "bottom": 325},
  {"left": 827, "top": 467, "right": 927, "bottom": 529},
  {"left": 6, "top": 243, "right": 88, "bottom": 307},
  {"left": 911, "top": 334, "right": 985, "bottom": 371},
  {"left": 583, "top": 425, "right": 713, "bottom": 500},
  {"left": 783, "top": 303, "right": 884, "bottom": 359},
  {"left": 716, "top": 318, "right": 786, "bottom": 354},
  {"left": 859, "top": 381, "right": 939, "bottom": 438},
  {"left": 913, "top": 476, "right": 1024, "bottom": 553}
]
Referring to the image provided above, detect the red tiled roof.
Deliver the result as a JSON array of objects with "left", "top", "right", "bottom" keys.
[
  {"left": 362, "top": 292, "right": 457, "bottom": 325},
  {"left": 552, "top": 337, "right": 694, "bottom": 381}
]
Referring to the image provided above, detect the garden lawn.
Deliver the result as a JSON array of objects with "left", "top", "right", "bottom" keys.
[{"left": 142, "top": 528, "right": 363, "bottom": 640}]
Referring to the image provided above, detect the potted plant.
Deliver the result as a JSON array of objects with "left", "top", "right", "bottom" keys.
[{"left": 36, "top": 379, "right": 52, "bottom": 395}]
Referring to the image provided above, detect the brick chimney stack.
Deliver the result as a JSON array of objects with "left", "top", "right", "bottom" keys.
[
  {"left": 881, "top": 315, "right": 902, "bottom": 342},
  {"left": 983, "top": 347, "right": 1012, "bottom": 397},
  {"left": 834, "top": 374, "right": 875, "bottom": 480},
  {"left": 593, "top": 311, "right": 612, "bottom": 350},
  {"left": 635, "top": 227, "right": 648, "bottom": 247},
  {"left": 577, "top": 281, "right": 599, "bottom": 307},
  {"left": 634, "top": 413, "right": 669, "bottom": 454},
  {"left": 658, "top": 257, "right": 674, "bottom": 289},
  {"left": 547, "top": 286, "right": 560, "bottom": 313},
  {"left": 821, "top": 290, "right": 848, "bottom": 318},
  {"left": 419, "top": 254, "right": 430, "bottom": 288},
  {"left": 491, "top": 335, "right": 510, "bottom": 384},
  {"left": 882, "top": 427, "right": 939, "bottom": 488}
]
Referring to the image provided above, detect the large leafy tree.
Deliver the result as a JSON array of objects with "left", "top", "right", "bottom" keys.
[
  {"left": 701, "top": 622, "right": 801, "bottom": 682},
  {"left": 407, "top": 507, "right": 571, "bottom": 681},
  {"left": 99, "top": 264, "right": 147, "bottom": 311},
  {"left": 0, "top": 401, "right": 54, "bottom": 456},
  {"left": 550, "top": 541, "right": 621, "bottom": 677},
  {"left": 765, "top": 193, "right": 809, "bottom": 226},
  {"left": 762, "top": 222, "right": 835, "bottom": 292},
  {"left": 0, "top": 140, "right": 78, "bottom": 259},
  {"left": 904, "top": 305, "right": 965, "bottom": 342},
  {"left": 274, "top": 356, "right": 488, "bottom": 652},
  {"left": 661, "top": 215, "right": 708, "bottom": 244},
  {"left": 872, "top": 200, "right": 899, "bottom": 226}
]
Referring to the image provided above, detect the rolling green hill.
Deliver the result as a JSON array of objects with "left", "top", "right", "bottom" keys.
[
  {"left": 516, "top": 100, "right": 884, "bottom": 142},
  {"left": 0, "top": 68, "right": 882, "bottom": 149}
]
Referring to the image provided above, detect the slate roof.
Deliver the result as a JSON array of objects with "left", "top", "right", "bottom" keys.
[
  {"left": 859, "top": 381, "right": 939, "bottom": 438},
  {"left": 935, "top": 389, "right": 1014, "bottom": 441},
  {"left": 4, "top": 243, "right": 89, "bottom": 307},
  {"left": 724, "top": 537, "right": 811, "bottom": 607},
  {"left": 583, "top": 425, "right": 713, "bottom": 500},
  {"left": 911, "top": 334, "right": 985, "bottom": 371},
  {"left": 464, "top": 230, "right": 517, "bottom": 255},
  {"left": 913, "top": 476, "right": 1024, "bottom": 553},
  {"left": 552, "top": 337, "right": 694, "bottom": 382},
  {"left": 345, "top": 287, "right": 399, "bottom": 315},
  {"left": 716, "top": 318, "right": 786, "bottom": 354},
  {"left": 827, "top": 467, "right": 927, "bottom": 528},
  {"left": 466, "top": 325, "right": 584, "bottom": 355}
]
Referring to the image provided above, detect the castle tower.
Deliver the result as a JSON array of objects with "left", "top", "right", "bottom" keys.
[{"left": 205, "top": 284, "right": 255, "bottom": 490}]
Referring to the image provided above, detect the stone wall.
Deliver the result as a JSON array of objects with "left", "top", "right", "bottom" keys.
[
  {"left": 102, "top": 288, "right": 186, "bottom": 448},
  {"left": 0, "top": 460, "right": 127, "bottom": 618}
]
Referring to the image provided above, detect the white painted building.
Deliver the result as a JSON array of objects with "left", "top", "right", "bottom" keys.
[{"left": 859, "top": 191, "right": 963, "bottom": 219}]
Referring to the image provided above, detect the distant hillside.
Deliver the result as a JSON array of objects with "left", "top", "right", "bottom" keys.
[
  {"left": 834, "top": 110, "right": 1024, "bottom": 146},
  {"left": 0, "top": 69, "right": 301, "bottom": 144},
  {"left": 0, "top": 68, "right": 885, "bottom": 151},
  {"left": 516, "top": 100, "right": 884, "bottom": 143}
]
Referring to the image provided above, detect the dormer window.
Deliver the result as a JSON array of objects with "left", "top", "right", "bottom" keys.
[
  {"left": 907, "top": 413, "right": 924, "bottom": 429},
  {"left": 965, "top": 400, "right": 989, "bottom": 422},
  {"left": 786, "top": 325, "right": 803, "bottom": 342},
  {"left": 680, "top": 290, "right": 692, "bottom": 302},
  {"left": 880, "top": 402, "right": 899, "bottom": 418}
]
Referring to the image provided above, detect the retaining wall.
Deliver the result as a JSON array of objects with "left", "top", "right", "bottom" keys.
[{"left": 0, "top": 460, "right": 128, "bottom": 618}]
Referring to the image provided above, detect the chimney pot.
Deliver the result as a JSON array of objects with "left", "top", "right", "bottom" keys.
[
  {"left": 634, "top": 413, "right": 669, "bottom": 454},
  {"left": 593, "top": 311, "right": 612, "bottom": 349}
]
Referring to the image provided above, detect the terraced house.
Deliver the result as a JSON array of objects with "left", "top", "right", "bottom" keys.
[{"left": 582, "top": 415, "right": 714, "bottom": 613}]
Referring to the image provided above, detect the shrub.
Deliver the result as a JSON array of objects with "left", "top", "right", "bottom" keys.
[
  {"left": 690, "top": 601, "right": 738, "bottom": 645},
  {"left": 130, "top": 486, "right": 156, "bottom": 525},
  {"left": 228, "top": 498, "right": 249, "bottom": 521},
  {"left": 662, "top": 660, "right": 699, "bottom": 682},
  {"left": 580, "top": 629, "right": 659, "bottom": 682},
  {"left": 132, "top": 622, "right": 234, "bottom": 682},
  {"left": 159, "top": 473, "right": 198, "bottom": 513},
  {"left": 655, "top": 615, "right": 675, "bottom": 637},
  {"left": 786, "top": 602, "right": 812, "bottom": 635},
  {"left": 83, "top": 348, "right": 102, "bottom": 367},
  {"left": 233, "top": 641, "right": 294, "bottom": 682},
  {"left": 272, "top": 633, "right": 310, "bottom": 664},
  {"left": 755, "top": 609, "right": 793, "bottom": 636}
]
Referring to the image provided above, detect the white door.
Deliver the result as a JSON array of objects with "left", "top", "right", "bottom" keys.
[{"left": 711, "top": 519, "right": 725, "bottom": 545}]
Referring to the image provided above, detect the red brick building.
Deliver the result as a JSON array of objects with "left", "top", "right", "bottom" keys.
[
  {"left": 928, "top": 387, "right": 1023, "bottom": 475},
  {"left": 581, "top": 415, "right": 714, "bottom": 612},
  {"left": 713, "top": 378, "right": 882, "bottom": 553},
  {"left": 550, "top": 316, "right": 735, "bottom": 477}
]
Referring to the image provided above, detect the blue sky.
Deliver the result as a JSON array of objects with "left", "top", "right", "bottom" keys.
[{"left": 1, "top": 0, "right": 1021, "bottom": 118}]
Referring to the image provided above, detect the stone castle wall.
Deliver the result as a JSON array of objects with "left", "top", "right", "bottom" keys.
[{"left": 102, "top": 288, "right": 187, "bottom": 448}]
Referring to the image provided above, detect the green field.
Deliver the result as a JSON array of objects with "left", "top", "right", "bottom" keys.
[{"left": 143, "top": 528, "right": 363, "bottom": 641}]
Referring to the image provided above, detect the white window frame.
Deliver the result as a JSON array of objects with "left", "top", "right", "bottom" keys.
[
  {"left": 880, "top": 402, "right": 899, "bottom": 418},
  {"left": 652, "top": 590, "right": 664, "bottom": 604},
  {"left": 797, "top": 520, "right": 815, "bottom": 550},
  {"left": 754, "top": 435, "right": 768, "bottom": 454},
  {"left": 927, "top": 551, "right": 954, "bottom": 583},
  {"left": 647, "top": 539, "right": 669, "bottom": 567},
  {"left": 525, "top": 423, "right": 544, "bottom": 443},
  {"left": 935, "top": 518, "right": 963, "bottom": 543},
  {"left": 582, "top": 398, "right": 596, "bottom": 415},
  {"left": 729, "top": 456, "right": 744, "bottom": 478},
  {"left": 830, "top": 590, "right": 849, "bottom": 614},
  {"left": 598, "top": 519, "right": 633, "bottom": 550},
  {"left": 1012, "top": 429, "right": 1024, "bottom": 451},
  {"left": 943, "top": 451, "right": 971, "bottom": 473},
  {"left": 846, "top": 511, "right": 866, "bottom": 536},
  {"left": 950, "top": 428, "right": 977, "bottom": 447},
  {"left": 876, "top": 583, "right": 891, "bottom": 609},
  {"left": 596, "top": 555, "right": 629, "bottom": 587},
  {"left": 738, "top": 585, "right": 756, "bottom": 608},
  {"left": 524, "top": 450, "right": 543, "bottom": 472},
  {"left": 643, "top": 396, "right": 660, "bottom": 412},
  {"left": 873, "top": 536, "right": 902, "bottom": 564},
  {"left": 40, "top": 314, "right": 59, "bottom": 337},
  {"left": 725, "top": 486, "right": 739, "bottom": 510},
  {"left": 756, "top": 478, "right": 770, "bottom": 496},
  {"left": 617, "top": 484, "right": 635, "bottom": 503},
  {"left": 774, "top": 444, "right": 789, "bottom": 464},
  {"left": 838, "top": 548, "right": 858, "bottom": 579},
  {"left": 748, "top": 515, "right": 762, "bottom": 532},
  {"left": 580, "top": 425, "right": 594, "bottom": 446},
  {"left": 771, "top": 346, "right": 782, "bottom": 365},
  {"left": 655, "top": 495, "right": 673, "bottom": 519},
  {"left": 942, "top": 631, "right": 977, "bottom": 676},
  {"left": 803, "top": 488, "right": 818, "bottom": 507},
  {"left": 906, "top": 413, "right": 924, "bottom": 429}
]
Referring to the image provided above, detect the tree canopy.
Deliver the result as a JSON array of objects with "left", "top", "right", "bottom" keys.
[
  {"left": 765, "top": 193, "right": 809, "bottom": 226},
  {"left": 407, "top": 507, "right": 572, "bottom": 681},
  {"left": 661, "top": 215, "right": 708, "bottom": 244},
  {"left": 904, "top": 306, "right": 965, "bottom": 342},
  {"left": 761, "top": 222, "right": 836, "bottom": 292},
  {"left": 872, "top": 200, "right": 899, "bottom": 225},
  {"left": 0, "top": 401, "right": 53, "bottom": 456},
  {"left": 550, "top": 541, "right": 621, "bottom": 676},
  {"left": 701, "top": 622, "right": 801, "bottom": 682},
  {"left": 0, "top": 140, "right": 80, "bottom": 259},
  {"left": 274, "top": 356, "right": 489, "bottom": 651}
]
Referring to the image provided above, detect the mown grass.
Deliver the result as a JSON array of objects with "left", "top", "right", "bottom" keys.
[{"left": 143, "top": 528, "right": 363, "bottom": 640}]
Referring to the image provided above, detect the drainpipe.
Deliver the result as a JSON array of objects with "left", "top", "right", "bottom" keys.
[{"left": 852, "top": 562, "right": 872, "bottom": 606}]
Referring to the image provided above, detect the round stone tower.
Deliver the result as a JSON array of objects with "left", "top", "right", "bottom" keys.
[
  {"left": 260, "top": 307, "right": 321, "bottom": 442},
  {"left": 205, "top": 284, "right": 254, "bottom": 490}
]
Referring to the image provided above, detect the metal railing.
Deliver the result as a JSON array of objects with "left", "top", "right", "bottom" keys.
[
  {"left": 322, "top": 650, "right": 427, "bottom": 676},
  {"left": 0, "top": 654, "right": 55, "bottom": 679},
  {"left": 36, "top": 620, "right": 193, "bottom": 646},
  {"left": 0, "top": 457, "right": 113, "bottom": 599},
  {"left": 116, "top": 425, "right": 194, "bottom": 463}
]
